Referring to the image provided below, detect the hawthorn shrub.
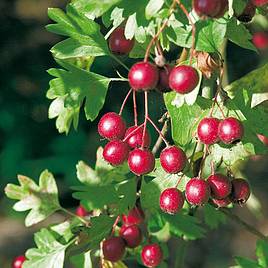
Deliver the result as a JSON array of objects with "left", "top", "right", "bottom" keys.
[{"left": 4, "top": 0, "right": 268, "bottom": 267}]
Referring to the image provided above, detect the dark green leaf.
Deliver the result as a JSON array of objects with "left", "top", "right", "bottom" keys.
[
  {"left": 235, "top": 257, "right": 261, "bottom": 268},
  {"left": 256, "top": 240, "right": 268, "bottom": 268},
  {"left": 203, "top": 204, "right": 226, "bottom": 229}
]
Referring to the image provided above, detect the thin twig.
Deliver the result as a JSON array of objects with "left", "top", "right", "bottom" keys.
[
  {"left": 133, "top": 90, "right": 138, "bottom": 126},
  {"left": 152, "top": 119, "right": 169, "bottom": 155},
  {"left": 142, "top": 92, "right": 149, "bottom": 148},
  {"left": 61, "top": 207, "right": 90, "bottom": 226},
  {"left": 119, "top": 88, "right": 132, "bottom": 115}
]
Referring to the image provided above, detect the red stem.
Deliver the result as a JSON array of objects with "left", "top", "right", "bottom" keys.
[
  {"left": 119, "top": 89, "right": 132, "bottom": 116},
  {"left": 123, "top": 123, "right": 145, "bottom": 142},
  {"left": 142, "top": 92, "right": 149, "bottom": 148},
  {"left": 111, "top": 215, "right": 120, "bottom": 235},
  {"left": 176, "top": 174, "right": 184, "bottom": 188},
  {"left": 133, "top": 90, "right": 138, "bottom": 126}
]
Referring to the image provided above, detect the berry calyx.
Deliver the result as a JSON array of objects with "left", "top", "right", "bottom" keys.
[
  {"left": 109, "top": 27, "right": 134, "bottom": 55},
  {"left": 185, "top": 178, "right": 211, "bottom": 206},
  {"left": 128, "top": 148, "right": 155, "bottom": 175},
  {"left": 124, "top": 126, "right": 151, "bottom": 148},
  {"left": 141, "top": 244, "right": 163, "bottom": 267},
  {"left": 102, "top": 237, "right": 126, "bottom": 262},
  {"left": 159, "top": 188, "right": 185, "bottom": 214},
  {"left": 119, "top": 225, "right": 142, "bottom": 248},
  {"left": 236, "top": 2, "right": 256, "bottom": 22},
  {"left": 218, "top": 117, "right": 244, "bottom": 144},
  {"left": 251, "top": 0, "right": 268, "bottom": 6},
  {"left": 211, "top": 197, "right": 232, "bottom": 208},
  {"left": 197, "top": 117, "right": 220, "bottom": 145},
  {"left": 76, "top": 205, "right": 89, "bottom": 217},
  {"left": 231, "top": 179, "right": 251, "bottom": 205},
  {"left": 160, "top": 146, "right": 187, "bottom": 174},
  {"left": 253, "top": 32, "right": 268, "bottom": 50},
  {"left": 12, "top": 255, "right": 26, "bottom": 268},
  {"left": 207, "top": 173, "right": 232, "bottom": 199},
  {"left": 157, "top": 65, "right": 173, "bottom": 92},
  {"left": 103, "top": 140, "right": 129, "bottom": 166},
  {"left": 128, "top": 62, "right": 159, "bottom": 91},
  {"left": 169, "top": 65, "right": 199, "bottom": 94},
  {"left": 98, "top": 112, "right": 126, "bottom": 140},
  {"left": 122, "top": 207, "right": 145, "bottom": 226},
  {"left": 193, "top": 0, "right": 221, "bottom": 18}
]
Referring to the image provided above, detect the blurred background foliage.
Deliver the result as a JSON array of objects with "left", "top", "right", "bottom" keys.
[{"left": 0, "top": 0, "right": 267, "bottom": 267}]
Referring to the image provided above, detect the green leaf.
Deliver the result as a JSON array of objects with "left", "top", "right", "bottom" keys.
[
  {"left": 125, "top": 13, "right": 138, "bottom": 40},
  {"left": 203, "top": 204, "right": 226, "bottom": 229},
  {"left": 145, "top": 0, "right": 164, "bottom": 19},
  {"left": 5, "top": 170, "right": 60, "bottom": 227},
  {"left": 70, "top": 251, "right": 93, "bottom": 268},
  {"left": 47, "top": 61, "right": 112, "bottom": 133},
  {"left": 235, "top": 257, "right": 261, "bottom": 268},
  {"left": 256, "top": 240, "right": 268, "bottom": 268},
  {"left": 23, "top": 228, "right": 73, "bottom": 268}
]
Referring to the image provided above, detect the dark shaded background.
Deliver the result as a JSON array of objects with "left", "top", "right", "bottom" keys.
[{"left": 0, "top": 1, "right": 267, "bottom": 267}]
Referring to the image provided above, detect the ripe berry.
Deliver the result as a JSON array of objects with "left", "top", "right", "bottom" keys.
[
  {"left": 185, "top": 178, "right": 210, "bottom": 206},
  {"left": 12, "top": 255, "right": 26, "bottom": 268},
  {"left": 257, "top": 134, "right": 268, "bottom": 146},
  {"left": 159, "top": 188, "right": 185, "bottom": 214},
  {"left": 76, "top": 205, "right": 89, "bottom": 217},
  {"left": 124, "top": 126, "right": 151, "bottom": 148},
  {"left": 211, "top": 197, "right": 232, "bottom": 208},
  {"left": 231, "top": 179, "right": 251, "bottom": 205},
  {"left": 103, "top": 237, "right": 126, "bottom": 262},
  {"left": 141, "top": 244, "right": 163, "bottom": 267},
  {"left": 253, "top": 32, "right": 268, "bottom": 50},
  {"left": 128, "top": 62, "right": 159, "bottom": 91},
  {"left": 214, "top": 0, "right": 228, "bottom": 18},
  {"left": 169, "top": 65, "right": 199, "bottom": 94},
  {"left": 193, "top": 0, "right": 221, "bottom": 18},
  {"left": 119, "top": 225, "right": 142, "bottom": 248},
  {"left": 98, "top": 112, "right": 126, "bottom": 140},
  {"left": 197, "top": 117, "right": 220, "bottom": 145},
  {"left": 251, "top": 0, "right": 268, "bottom": 6},
  {"left": 237, "top": 2, "right": 256, "bottom": 22},
  {"left": 218, "top": 117, "right": 244, "bottom": 144},
  {"left": 128, "top": 148, "right": 155, "bottom": 175},
  {"left": 122, "top": 207, "right": 145, "bottom": 226},
  {"left": 160, "top": 146, "right": 187, "bottom": 174},
  {"left": 157, "top": 65, "right": 173, "bottom": 92},
  {"left": 207, "top": 173, "right": 232, "bottom": 199},
  {"left": 109, "top": 27, "right": 134, "bottom": 55},
  {"left": 103, "top": 140, "right": 129, "bottom": 166}
]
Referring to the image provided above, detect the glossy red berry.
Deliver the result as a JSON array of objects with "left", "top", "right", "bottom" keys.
[
  {"left": 257, "top": 134, "right": 268, "bottom": 146},
  {"left": 159, "top": 188, "right": 185, "bottom": 214},
  {"left": 211, "top": 197, "right": 232, "bottom": 208},
  {"left": 197, "top": 117, "right": 220, "bottom": 145},
  {"left": 237, "top": 2, "right": 256, "bottom": 22},
  {"left": 251, "top": 0, "right": 268, "bottom": 6},
  {"left": 214, "top": 0, "right": 228, "bottom": 18},
  {"left": 76, "top": 205, "right": 89, "bottom": 217},
  {"left": 185, "top": 178, "right": 211, "bottom": 206},
  {"left": 98, "top": 112, "right": 126, "bottom": 140},
  {"left": 207, "top": 173, "right": 232, "bottom": 199},
  {"left": 103, "top": 140, "right": 129, "bottom": 166},
  {"left": 12, "top": 255, "right": 26, "bottom": 268},
  {"left": 119, "top": 225, "right": 142, "bottom": 248},
  {"left": 231, "top": 179, "right": 251, "bottom": 205},
  {"left": 193, "top": 0, "right": 221, "bottom": 18},
  {"left": 169, "top": 65, "right": 199, "bottom": 94},
  {"left": 160, "top": 146, "right": 187, "bottom": 174},
  {"left": 218, "top": 117, "right": 244, "bottom": 144},
  {"left": 157, "top": 65, "right": 173, "bottom": 92},
  {"left": 103, "top": 237, "right": 126, "bottom": 262},
  {"left": 128, "top": 148, "right": 155, "bottom": 175},
  {"left": 124, "top": 126, "right": 151, "bottom": 148},
  {"left": 109, "top": 27, "right": 134, "bottom": 55},
  {"left": 253, "top": 32, "right": 268, "bottom": 50},
  {"left": 128, "top": 62, "right": 159, "bottom": 91},
  {"left": 122, "top": 207, "right": 145, "bottom": 226},
  {"left": 141, "top": 244, "right": 163, "bottom": 267}
]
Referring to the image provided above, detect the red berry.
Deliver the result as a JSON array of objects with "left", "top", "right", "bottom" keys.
[
  {"left": 211, "top": 197, "right": 232, "bottom": 208},
  {"left": 231, "top": 179, "right": 251, "bottom": 205},
  {"left": 128, "top": 148, "right": 155, "bottom": 175},
  {"left": 197, "top": 117, "right": 220, "bottom": 145},
  {"left": 103, "top": 237, "right": 126, "bottom": 262},
  {"left": 76, "top": 205, "right": 89, "bottom": 217},
  {"left": 128, "top": 62, "right": 159, "bottom": 91},
  {"left": 160, "top": 146, "right": 187, "bottom": 174},
  {"left": 251, "top": 0, "right": 268, "bottom": 6},
  {"left": 109, "top": 27, "right": 134, "bottom": 55},
  {"left": 257, "top": 134, "right": 268, "bottom": 146},
  {"left": 122, "top": 207, "right": 145, "bottom": 226},
  {"left": 98, "top": 112, "right": 126, "bottom": 140},
  {"left": 214, "top": 0, "right": 228, "bottom": 18},
  {"left": 237, "top": 2, "right": 256, "bottom": 22},
  {"left": 124, "top": 126, "right": 151, "bottom": 148},
  {"left": 119, "top": 225, "right": 142, "bottom": 248},
  {"left": 207, "top": 173, "right": 232, "bottom": 199},
  {"left": 12, "top": 255, "right": 26, "bottom": 268},
  {"left": 141, "top": 244, "right": 163, "bottom": 267},
  {"left": 169, "top": 65, "right": 199, "bottom": 94},
  {"left": 253, "top": 32, "right": 268, "bottom": 50},
  {"left": 218, "top": 117, "right": 244, "bottom": 144},
  {"left": 185, "top": 178, "right": 211, "bottom": 206},
  {"left": 103, "top": 140, "right": 129, "bottom": 166},
  {"left": 159, "top": 188, "right": 185, "bottom": 214},
  {"left": 193, "top": 0, "right": 221, "bottom": 17},
  {"left": 157, "top": 65, "right": 173, "bottom": 92}
]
